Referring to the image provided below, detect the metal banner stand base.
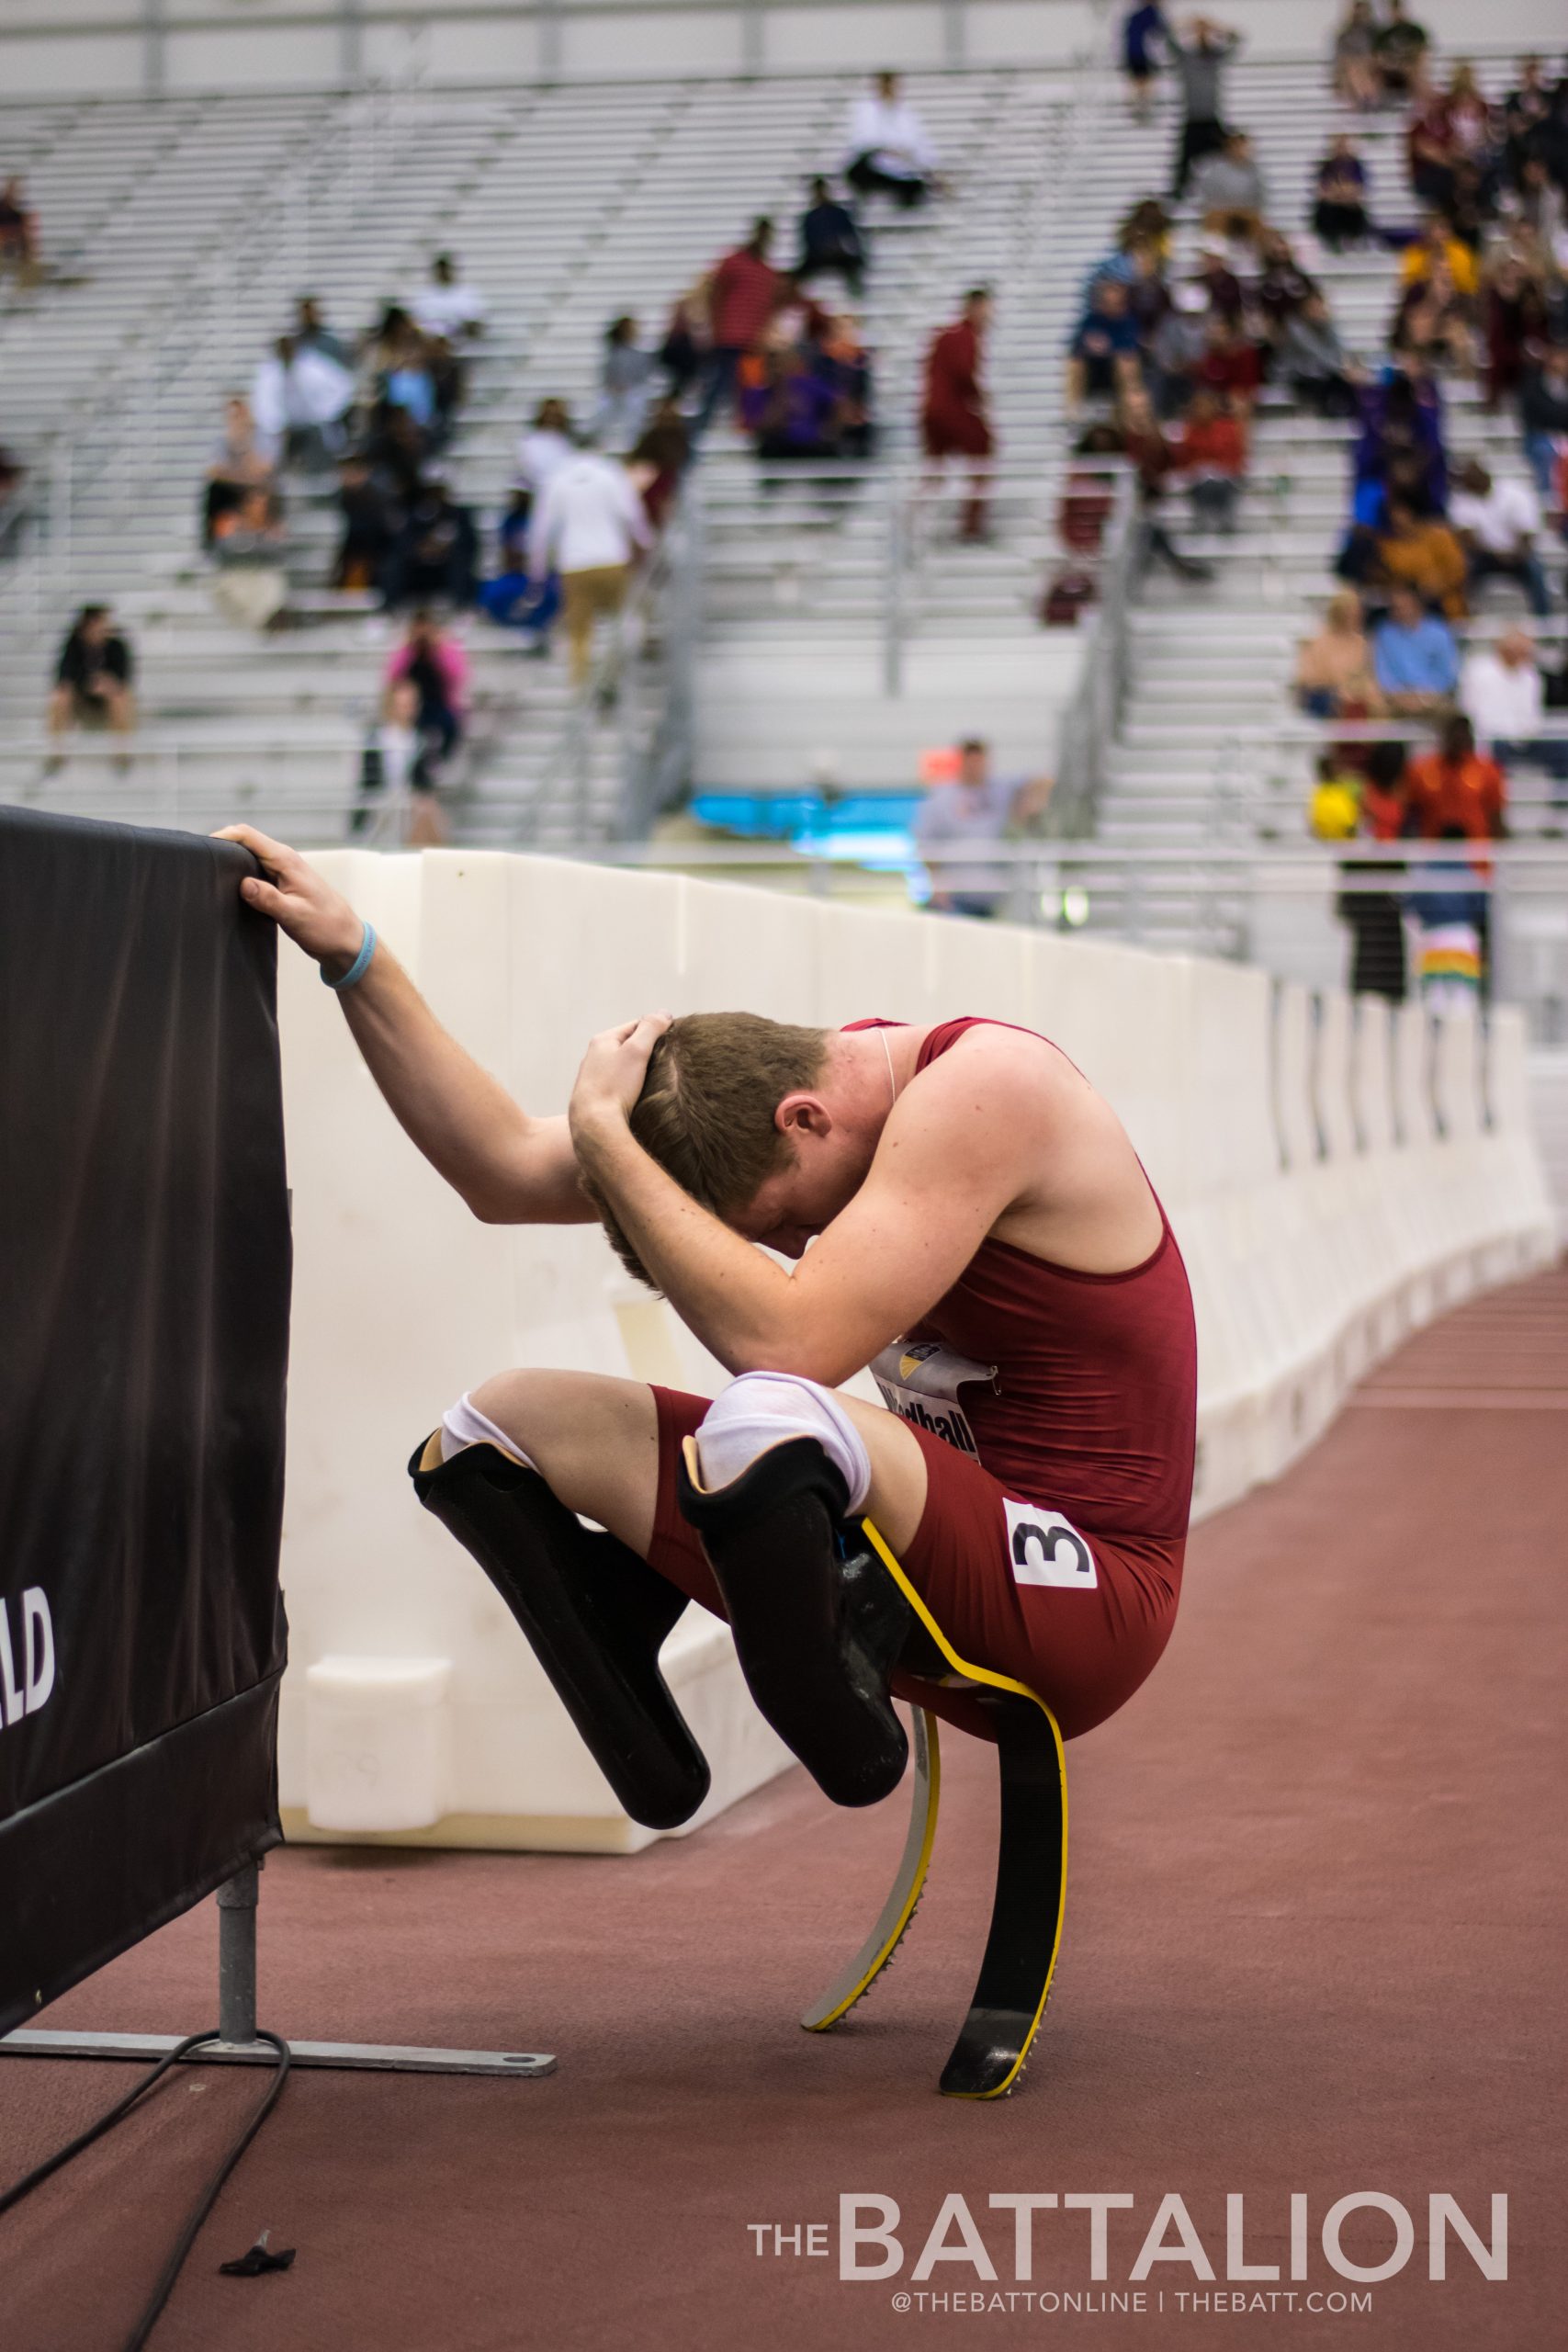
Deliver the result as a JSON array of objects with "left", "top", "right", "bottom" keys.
[{"left": 2, "top": 1861, "right": 556, "bottom": 2083}]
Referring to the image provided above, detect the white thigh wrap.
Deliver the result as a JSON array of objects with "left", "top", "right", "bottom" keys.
[
  {"left": 695, "top": 1372, "right": 871, "bottom": 1513},
  {"left": 439, "top": 1391, "right": 536, "bottom": 1469}
]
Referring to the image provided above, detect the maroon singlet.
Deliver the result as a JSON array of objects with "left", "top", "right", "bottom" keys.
[{"left": 644, "top": 1016, "right": 1198, "bottom": 1742}]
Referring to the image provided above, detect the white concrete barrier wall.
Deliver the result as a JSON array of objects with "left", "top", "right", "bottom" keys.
[{"left": 275, "top": 852, "right": 1556, "bottom": 1853}]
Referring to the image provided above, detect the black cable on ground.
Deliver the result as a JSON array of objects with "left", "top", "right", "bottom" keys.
[{"left": 0, "top": 2028, "right": 292, "bottom": 2352}]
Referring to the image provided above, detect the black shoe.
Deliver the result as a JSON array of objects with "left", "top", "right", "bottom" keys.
[
  {"left": 410, "top": 1435, "right": 710, "bottom": 1830},
  {"left": 676, "top": 1437, "right": 910, "bottom": 1808}
]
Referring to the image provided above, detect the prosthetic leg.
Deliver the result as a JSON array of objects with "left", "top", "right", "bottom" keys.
[
  {"left": 804, "top": 1521, "right": 1068, "bottom": 2099},
  {"left": 678, "top": 1426, "right": 1066, "bottom": 2098},
  {"left": 409, "top": 1434, "right": 710, "bottom": 1831},
  {"left": 675, "top": 1436, "right": 911, "bottom": 1809}
]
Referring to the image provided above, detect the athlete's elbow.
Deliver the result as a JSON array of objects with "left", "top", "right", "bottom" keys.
[{"left": 728, "top": 1333, "right": 861, "bottom": 1388}]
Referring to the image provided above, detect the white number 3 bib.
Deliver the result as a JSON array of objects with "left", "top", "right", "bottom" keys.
[{"left": 1004, "top": 1498, "right": 1099, "bottom": 1591}]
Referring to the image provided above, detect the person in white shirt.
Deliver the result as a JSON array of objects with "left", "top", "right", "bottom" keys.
[
  {"left": 528, "top": 439, "right": 653, "bottom": 688},
  {"left": 251, "top": 335, "right": 355, "bottom": 467},
  {"left": 1448, "top": 459, "right": 1551, "bottom": 619},
  {"left": 843, "top": 72, "right": 938, "bottom": 209},
  {"left": 1460, "top": 628, "right": 1568, "bottom": 789},
  {"left": 414, "top": 253, "right": 487, "bottom": 344},
  {"left": 514, "top": 397, "right": 576, "bottom": 496}
]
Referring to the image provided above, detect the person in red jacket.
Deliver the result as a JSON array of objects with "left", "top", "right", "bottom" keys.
[
  {"left": 1403, "top": 713, "right": 1506, "bottom": 846},
  {"left": 921, "top": 287, "right": 994, "bottom": 541},
  {"left": 695, "top": 218, "right": 782, "bottom": 435},
  {"left": 1172, "top": 387, "right": 1247, "bottom": 531}
]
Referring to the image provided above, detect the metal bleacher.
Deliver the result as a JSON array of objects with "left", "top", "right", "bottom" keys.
[{"left": 0, "top": 67, "right": 1104, "bottom": 848}]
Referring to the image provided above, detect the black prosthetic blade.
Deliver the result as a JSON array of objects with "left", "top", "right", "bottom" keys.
[
  {"left": 677, "top": 1438, "right": 910, "bottom": 1809},
  {"left": 409, "top": 1438, "right": 710, "bottom": 1830},
  {"left": 939, "top": 1691, "right": 1066, "bottom": 2098}
]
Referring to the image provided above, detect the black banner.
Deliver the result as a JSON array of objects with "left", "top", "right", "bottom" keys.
[{"left": 0, "top": 808, "right": 290, "bottom": 2035}]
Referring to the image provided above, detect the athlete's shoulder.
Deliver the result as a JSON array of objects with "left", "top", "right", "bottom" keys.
[{"left": 920, "top": 1019, "right": 1089, "bottom": 1093}]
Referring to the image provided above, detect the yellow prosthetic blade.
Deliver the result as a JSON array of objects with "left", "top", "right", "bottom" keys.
[
  {"left": 801, "top": 1706, "right": 942, "bottom": 2032},
  {"left": 860, "top": 1518, "right": 1068, "bottom": 2101}
]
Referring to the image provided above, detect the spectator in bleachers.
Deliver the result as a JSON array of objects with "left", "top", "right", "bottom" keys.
[
  {"left": 1148, "top": 282, "right": 1210, "bottom": 415},
  {"left": 1331, "top": 3, "right": 1382, "bottom": 114},
  {"left": 1482, "top": 248, "right": 1552, "bottom": 412},
  {"left": 1371, "top": 583, "right": 1459, "bottom": 712},
  {"left": 371, "top": 408, "right": 428, "bottom": 504},
  {"left": 1255, "top": 232, "right": 1317, "bottom": 334},
  {"left": 1295, "top": 590, "right": 1385, "bottom": 718},
  {"left": 796, "top": 177, "right": 866, "bottom": 297},
  {"left": 1064, "top": 277, "right": 1143, "bottom": 412},
  {"left": 1408, "top": 826, "right": 1488, "bottom": 1014},
  {"left": 48, "top": 606, "right": 136, "bottom": 747},
  {"left": 478, "top": 491, "right": 559, "bottom": 648},
  {"left": 528, "top": 436, "right": 652, "bottom": 688},
  {"left": 818, "top": 311, "right": 875, "bottom": 458},
  {"left": 253, "top": 334, "right": 355, "bottom": 472},
  {"left": 1121, "top": 195, "right": 1175, "bottom": 261},
  {"left": 1192, "top": 243, "right": 1244, "bottom": 322},
  {"left": 1194, "top": 314, "right": 1261, "bottom": 414},
  {"left": 1518, "top": 343, "right": 1568, "bottom": 497},
  {"left": 515, "top": 398, "right": 576, "bottom": 498},
  {"left": 742, "top": 338, "right": 849, "bottom": 466},
  {"left": 1278, "top": 290, "right": 1357, "bottom": 416},
  {"left": 1350, "top": 358, "right": 1449, "bottom": 526},
  {"left": 1116, "top": 384, "right": 1214, "bottom": 580},
  {"left": 595, "top": 316, "right": 657, "bottom": 451},
  {"left": 1501, "top": 57, "right": 1554, "bottom": 178},
  {"left": 1371, "top": 0, "right": 1428, "bottom": 105},
  {"left": 383, "top": 610, "right": 468, "bottom": 773},
  {"left": 1461, "top": 628, "right": 1568, "bottom": 786},
  {"left": 0, "top": 175, "right": 41, "bottom": 286},
  {"left": 381, "top": 474, "right": 479, "bottom": 612},
  {"left": 1121, "top": 5, "right": 1171, "bottom": 122},
  {"left": 1374, "top": 495, "right": 1468, "bottom": 616},
  {"left": 658, "top": 286, "right": 710, "bottom": 405},
  {"left": 695, "top": 220, "right": 782, "bottom": 435},
  {"left": 1391, "top": 256, "right": 1477, "bottom": 377},
  {"left": 1167, "top": 17, "right": 1243, "bottom": 201},
  {"left": 1313, "top": 135, "right": 1372, "bottom": 250},
  {"left": 294, "top": 296, "right": 353, "bottom": 371},
  {"left": 1404, "top": 714, "right": 1506, "bottom": 842},
  {"left": 1399, "top": 218, "right": 1480, "bottom": 300},
  {"left": 209, "top": 486, "right": 289, "bottom": 633},
  {"left": 843, "top": 72, "right": 937, "bottom": 209},
  {"left": 630, "top": 397, "right": 693, "bottom": 527},
  {"left": 914, "top": 739, "right": 1055, "bottom": 918},
  {"left": 1191, "top": 130, "right": 1268, "bottom": 247},
  {"left": 1449, "top": 458, "right": 1551, "bottom": 616},
  {"left": 352, "top": 677, "right": 438, "bottom": 844},
  {"left": 1442, "top": 63, "right": 1498, "bottom": 172},
  {"left": 333, "top": 455, "right": 395, "bottom": 594},
  {"left": 1407, "top": 85, "right": 1462, "bottom": 214},
  {"left": 1513, "top": 156, "right": 1567, "bottom": 254},
  {"left": 921, "top": 288, "right": 993, "bottom": 543},
  {"left": 1172, "top": 386, "right": 1247, "bottom": 530},
  {"left": 377, "top": 322, "right": 440, "bottom": 442},
  {"left": 414, "top": 254, "right": 487, "bottom": 345},
  {"left": 204, "top": 394, "right": 277, "bottom": 546}
]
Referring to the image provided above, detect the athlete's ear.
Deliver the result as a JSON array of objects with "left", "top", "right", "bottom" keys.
[{"left": 774, "top": 1090, "right": 832, "bottom": 1142}]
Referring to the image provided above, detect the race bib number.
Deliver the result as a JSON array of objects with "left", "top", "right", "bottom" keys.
[
  {"left": 871, "top": 1340, "right": 996, "bottom": 1461},
  {"left": 1004, "top": 1498, "right": 1099, "bottom": 1591}
]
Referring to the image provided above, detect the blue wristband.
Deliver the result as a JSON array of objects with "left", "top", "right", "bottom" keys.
[{"left": 322, "top": 921, "right": 377, "bottom": 991}]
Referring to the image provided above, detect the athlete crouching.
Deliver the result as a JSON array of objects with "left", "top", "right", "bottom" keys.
[{"left": 220, "top": 825, "right": 1198, "bottom": 1826}]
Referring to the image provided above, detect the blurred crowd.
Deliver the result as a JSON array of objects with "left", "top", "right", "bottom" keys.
[{"left": 1101, "top": 9, "right": 1568, "bottom": 1005}]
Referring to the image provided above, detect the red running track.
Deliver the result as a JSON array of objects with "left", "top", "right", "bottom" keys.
[{"left": 2, "top": 1268, "right": 1564, "bottom": 2350}]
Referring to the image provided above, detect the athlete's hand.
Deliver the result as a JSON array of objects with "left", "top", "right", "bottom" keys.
[
  {"left": 213, "top": 823, "right": 365, "bottom": 977},
  {"left": 568, "top": 1014, "right": 671, "bottom": 1145}
]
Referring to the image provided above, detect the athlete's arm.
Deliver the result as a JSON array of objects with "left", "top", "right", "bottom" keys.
[
  {"left": 215, "top": 824, "right": 591, "bottom": 1224},
  {"left": 570, "top": 1023, "right": 1050, "bottom": 1385}
]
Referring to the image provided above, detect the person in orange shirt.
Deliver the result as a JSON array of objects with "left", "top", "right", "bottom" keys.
[
  {"left": 1375, "top": 496, "right": 1469, "bottom": 618},
  {"left": 1403, "top": 713, "right": 1506, "bottom": 843}
]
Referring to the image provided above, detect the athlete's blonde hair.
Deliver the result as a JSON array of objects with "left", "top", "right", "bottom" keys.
[{"left": 592, "top": 1012, "right": 827, "bottom": 1288}]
